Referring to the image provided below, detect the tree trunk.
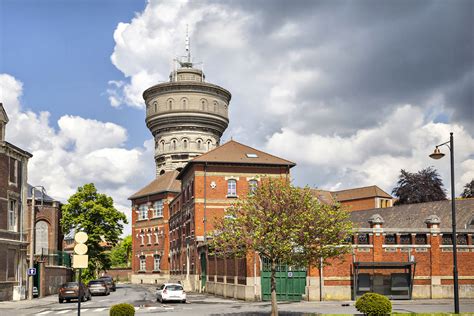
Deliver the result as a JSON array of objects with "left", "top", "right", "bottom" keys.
[{"left": 270, "top": 259, "right": 278, "bottom": 316}]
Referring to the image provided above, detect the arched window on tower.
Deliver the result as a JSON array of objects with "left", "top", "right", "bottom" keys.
[
  {"left": 201, "top": 99, "right": 207, "bottom": 111},
  {"left": 35, "top": 220, "right": 49, "bottom": 254},
  {"left": 207, "top": 140, "right": 212, "bottom": 151},
  {"left": 168, "top": 99, "right": 173, "bottom": 110},
  {"left": 160, "top": 140, "right": 165, "bottom": 152},
  {"left": 197, "top": 139, "right": 202, "bottom": 150},
  {"left": 182, "top": 99, "right": 187, "bottom": 109},
  {"left": 172, "top": 139, "right": 177, "bottom": 150},
  {"left": 153, "top": 101, "right": 157, "bottom": 112},
  {"left": 213, "top": 101, "right": 218, "bottom": 112},
  {"left": 183, "top": 139, "right": 188, "bottom": 149}
]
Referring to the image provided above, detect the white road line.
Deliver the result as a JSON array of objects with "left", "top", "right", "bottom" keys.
[
  {"left": 99, "top": 299, "right": 110, "bottom": 302},
  {"left": 134, "top": 307, "right": 140, "bottom": 311},
  {"left": 36, "top": 311, "right": 52, "bottom": 315},
  {"left": 81, "top": 309, "right": 89, "bottom": 312},
  {"left": 147, "top": 307, "right": 158, "bottom": 310},
  {"left": 93, "top": 308, "right": 107, "bottom": 312},
  {"left": 164, "top": 307, "right": 174, "bottom": 310},
  {"left": 55, "top": 311, "right": 70, "bottom": 315}
]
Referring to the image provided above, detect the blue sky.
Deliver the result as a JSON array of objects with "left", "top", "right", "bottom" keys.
[
  {"left": 1, "top": 0, "right": 473, "bottom": 236},
  {"left": 1, "top": 0, "right": 149, "bottom": 147}
]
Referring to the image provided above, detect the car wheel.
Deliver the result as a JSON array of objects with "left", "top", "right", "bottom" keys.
[
  {"left": 81, "top": 295, "right": 86, "bottom": 302},
  {"left": 59, "top": 298, "right": 64, "bottom": 304},
  {"left": 182, "top": 299, "right": 186, "bottom": 303},
  {"left": 66, "top": 299, "right": 70, "bottom": 303}
]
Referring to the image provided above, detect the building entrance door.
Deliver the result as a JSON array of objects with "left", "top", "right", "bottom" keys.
[
  {"left": 261, "top": 257, "right": 306, "bottom": 301},
  {"left": 200, "top": 253, "right": 207, "bottom": 289}
]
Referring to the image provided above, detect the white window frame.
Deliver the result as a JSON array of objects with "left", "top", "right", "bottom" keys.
[
  {"left": 9, "top": 158, "right": 18, "bottom": 185},
  {"left": 8, "top": 199, "right": 17, "bottom": 232},
  {"left": 153, "top": 200, "right": 163, "bottom": 218},
  {"left": 227, "top": 179, "right": 237, "bottom": 197},
  {"left": 248, "top": 179, "right": 258, "bottom": 195},
  {"left": 139, "top": 256, "right": 146, "bottom": 272},
  {"left": 138, "top": 204, "right": 148, "bottom": 220},
  {"left": 153, "top": 255, "right": 161, "bottom": 271}
]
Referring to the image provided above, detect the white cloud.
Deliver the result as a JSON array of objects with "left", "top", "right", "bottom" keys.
[
  {"left": 1, "top": 74, "right": 155, "bottom": 237},
  {"left": 265, "top": 104, "right": 474, "bottom": 195}
]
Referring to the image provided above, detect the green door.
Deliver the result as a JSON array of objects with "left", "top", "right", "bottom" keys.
[
  {"left": 33, "top": 262, "right": 40, "bottom": 297},
  {"left": 261, "top": 258, "right": 306, "bottom": 301},
  {"left": 200, "top": 253, "right": 207, "bottom": 289}
]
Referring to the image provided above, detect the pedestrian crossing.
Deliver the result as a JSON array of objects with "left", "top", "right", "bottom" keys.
[{"left": 35, "top": 306, "right": 165, "bottom": 315}]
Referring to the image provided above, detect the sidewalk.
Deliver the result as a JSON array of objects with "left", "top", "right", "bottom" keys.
[{"left": 0, "top": 295, "right": 58, "bottom": 311}]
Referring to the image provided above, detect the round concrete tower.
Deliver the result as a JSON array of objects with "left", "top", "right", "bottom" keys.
[{"left": 143, "top": 45, "right": 231, "bottom": 176}]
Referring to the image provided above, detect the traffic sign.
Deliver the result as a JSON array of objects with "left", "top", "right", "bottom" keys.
[{"left": 28, "top": 268, "right": 36, "bottom": 276}]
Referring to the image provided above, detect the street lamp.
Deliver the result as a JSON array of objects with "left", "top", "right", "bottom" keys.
[{"left": 429, "top": 132, "right": 459, "bottom": 313}]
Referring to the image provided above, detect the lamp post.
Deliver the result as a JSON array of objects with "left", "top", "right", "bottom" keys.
[
  {"left": 28, "top": 186, "right": 45, "bottom": 300},
  {"left": 429, "top": 132, "right": 459, "bottom": 313}
]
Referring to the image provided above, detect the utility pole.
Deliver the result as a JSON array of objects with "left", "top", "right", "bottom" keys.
[{"left": 27, "top": 188, "right": 35, "bottom": 300}]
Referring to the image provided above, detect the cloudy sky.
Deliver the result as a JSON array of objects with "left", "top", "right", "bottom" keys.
[{"left": 1, "top": 0, "right": 473, "bottom": 236}]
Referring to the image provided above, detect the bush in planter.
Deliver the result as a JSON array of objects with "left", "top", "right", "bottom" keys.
[
  {"left": 355, "top": 292, "right": 392, "bottom": 315},
  {"left": 109, "top": 303, "right": 135, "bottom": 316}
]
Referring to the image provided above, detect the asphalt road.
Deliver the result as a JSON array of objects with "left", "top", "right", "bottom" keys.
[{"left": 0, "top": 284, "right": 473, "bottom": 315}]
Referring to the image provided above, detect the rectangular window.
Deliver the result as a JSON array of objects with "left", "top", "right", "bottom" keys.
[
  {"left": 154, "top": 255, "right": 161, "bottom": 271},
  {"left": 139, "top": 257, "right": 146, "bottom": 271},
  {"left": 248, "top": 180, "right": 258, "bottom": 195},
  {"left": 138, "top": 204, "right": 148, "bottom": 220},
  {"left": 227, "top": 179, "right": 237, "bottom": 197},
  {"left": 153, "top": 200, "right": 163, "bottom": 218},
  {"left": 7, "top": 249, "right": 16, "bottom": 280},
  {"left": 9, "top": 157, "right": 18, "bottom": 184},
  {"left": 8, "top": 200, "right": 17, "bottom": 232}
]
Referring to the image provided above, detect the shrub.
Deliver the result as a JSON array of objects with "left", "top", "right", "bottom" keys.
[
  {"left": 109, "top": 303, "right": 135, "bottom": 316},
  {"left": 355, "top": 292, "right": 392, "bottom": 315}
]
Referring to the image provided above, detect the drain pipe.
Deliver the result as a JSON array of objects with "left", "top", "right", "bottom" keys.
[{"left": 319, "top": 257, "right": 323, "bottom": 301}]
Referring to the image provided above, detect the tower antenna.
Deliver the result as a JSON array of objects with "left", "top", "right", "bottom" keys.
[{"left": 185, "top": 24, "right": 191, "bottom": 63}]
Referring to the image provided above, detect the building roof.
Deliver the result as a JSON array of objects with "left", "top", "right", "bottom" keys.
[
  {"left": 310, "top": 189, "right": 336, "bottom": 205},
  {"left": 27, "top": 184, "right": 56, "bottom": 202},
  {"left": 332, "top": 185, "right": 392, "bottom": 201},
  {"left": 350, "top": 199, "right": 474, "bottom": 230},
  {"left": 128, "top": 170, "right": 181, "bottom": 200},
  {"left": 0, "top": 103, "right": 9, "bottom": 124},
  {"left": 178, "top": 140, "right": 295, "bottom": 179}
]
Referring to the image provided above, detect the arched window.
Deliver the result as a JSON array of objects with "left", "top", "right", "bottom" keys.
[
  {"left": 213, "top": 101, "right": 218, "bottom": 112},
  {"left": 197, "top": 139, "right": 202, "bottom": 150},
  {"left": 168, "top": 99, "right": 173, "bottom": 110},
  {"left": 201, "top": 99, "right": 207, "bottom": 111},
  {"left": 207, "top": 140, "right": 212, "bottom": 151},
  {"left": 160, "top": 140, "right": 165, "bottom": 152},
  {"left": 227, "top": 179, "right": 237, "bottom": 197},
  {"left": 172, "top": 139, "right": 177, "bottom": 150},
  {"left": 182, "top": 99, "right": 187, "bottom": 109},
  {"left": 35, "top": 220, "right": 49, "bottom": 254},
  {"left": 183, "top": 139, "right": 188, "bottom": 149},
  {"left": 153, "top": 101, "right": 157, "bottom": 112}
]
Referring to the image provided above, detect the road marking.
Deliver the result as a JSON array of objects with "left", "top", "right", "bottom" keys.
[
  {"left": 164, "top": 307, "right": 174, "bottom": 310},
  {"left": 99, "top": 299, "right": 110, "bottom": 302},
  {"left": 36, "top": 311, "right": 52, "bottom": 315},
  {"left": 134, "top": 307, "right": 140, "bottom": 310},
  {"left": 81, "top": 309, "right": 89, "bottom": 312},
  {"left": 147, "top": 307, "right": 158, "bottom": 310},
  {"left": 55, "top": 311, "right": 70, "bottom": 315},
  {"left": 93, "top": 308, "right": 107, "bottom": 312}
]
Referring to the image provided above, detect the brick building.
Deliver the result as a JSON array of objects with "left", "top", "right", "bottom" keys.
[
  {"left": 128, "top": 170, "right": 180, "bottom": 283},
  {"left": 0, "top": 103, "right": 32, "bottom": 301},
  {"left": 168, "top": 140, "right": 294, "bottom": 296}
]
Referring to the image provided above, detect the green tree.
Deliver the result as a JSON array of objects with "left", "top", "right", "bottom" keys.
[
  {"left": 392, "top": 167, "right": 447, "bottom": 205},
  {"left": 61, "top": 183, "right": 127, "bottom": 279},
  {"left": 460, "top": 179, "right": 474, "bottom": 198},
  {"left": 109, "top": 235, "right": 132, "bottom": 268},
  {"left": 209, "top": 178, "right": 353, "bottom": 316}
]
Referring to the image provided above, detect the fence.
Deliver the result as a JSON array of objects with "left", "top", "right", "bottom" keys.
[{"left": 36, "top": 248, "right": 72, "bottom": 267}]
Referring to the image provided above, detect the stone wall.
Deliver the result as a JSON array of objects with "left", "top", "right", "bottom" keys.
[
  {"left": 40, "top": 264, "right": 73, "bottom": 297},
  {"left": 104, "top": 268, "right": 132, "bottom": 282}
]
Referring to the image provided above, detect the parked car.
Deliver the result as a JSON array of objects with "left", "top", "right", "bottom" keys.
[
  {"left": 88, "top": 280, "right": 110, "bottom": 296},
  {"left": 99, "top": 275, "right": 116, "bottom": 292},
  {"left": 156, "top": 283, "right": 186, "bottom": 303},
  {"left": 58, "top": 282, "right": 91, "bottom": 303}
]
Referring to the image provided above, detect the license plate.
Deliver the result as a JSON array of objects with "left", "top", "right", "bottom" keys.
[{"left": 65, "top": 291, "right": 75, "bottom": 294}]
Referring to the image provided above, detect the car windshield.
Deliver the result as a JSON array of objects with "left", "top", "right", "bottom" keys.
[
  {"left": 166, "top": 285, "right": 183, "bottom": 291},
  {"left": 89, "top": 281, "right": 105, "bottom": 285},
  {"left": 63, "top": 282, "right": 78, "bottom": 288}
]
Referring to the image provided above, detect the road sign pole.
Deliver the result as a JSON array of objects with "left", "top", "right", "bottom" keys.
[{"left": 78, "top": 268, "right": 81, "bottom": 316}]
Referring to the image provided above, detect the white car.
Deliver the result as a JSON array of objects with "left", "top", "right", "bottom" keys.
[{"left": 156, "top": 283, "right": 186, "bottom": 303}]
